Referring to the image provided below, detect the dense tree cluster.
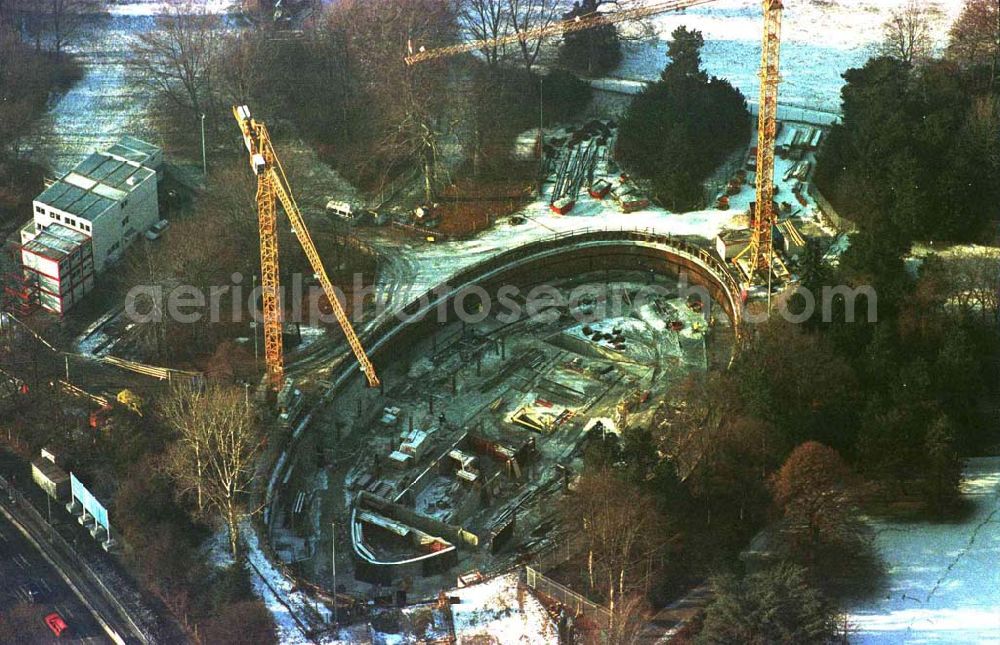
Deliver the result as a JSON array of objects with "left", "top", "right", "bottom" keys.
[
  {"left": 0, "top": 10, "right": 83, "bottom": 226},
  {"left": 816, "top": 57, "right": 999, "bottom": 243},
  {"left": 130, "top": 0, "right": 594, "bottom": 203},
  {"left": 616, "top": 27, "right": 750, "bottom": 211},
  {"left": 698, "top": 564, "right": 839, "bottom": 645},
  {"left": 468, "top": 64, "right": 591, "bottom": 177}
]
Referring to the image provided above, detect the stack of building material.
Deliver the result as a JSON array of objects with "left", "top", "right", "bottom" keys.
[{"left": 612, "top": 177, "right": 649, "bottom": 213}]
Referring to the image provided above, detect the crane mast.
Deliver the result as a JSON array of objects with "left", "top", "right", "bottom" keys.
[
  {"left": 406, "top": 0, "right": 788, "bottom": 286},
  {"left": 234, "top": 105, "right": 381, "bottom": 390},
  {"left": 733, "top": 0, "right": 788, "bottom": 283}
]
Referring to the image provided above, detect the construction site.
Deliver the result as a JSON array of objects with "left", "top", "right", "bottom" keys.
[
  {"left": 268, "top": 250, "right": 736, "bottom": 592},
  {"left": 6, "top": 0, "right": 998, "bottom": 642},
  {"left": 212, "top": 0, "right": 818, "bottom": 634}
]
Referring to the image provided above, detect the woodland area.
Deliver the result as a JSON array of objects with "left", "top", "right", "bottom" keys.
[
  {"left": 130, "top": 0, "right": 595, "bottom": 205},
  {"left": 816, "top": 0, "right": 1000, "bottom": 243},
  {"left": 0, "top": 0, "right": 85, "bottom": 229},
  {"left": 553, "top": 6, "right": 1000, "bottom": 639}
]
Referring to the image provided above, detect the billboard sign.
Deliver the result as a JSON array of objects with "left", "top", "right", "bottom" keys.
[{"left": 70, "top": 473, "right": 109, "bottom": 533}]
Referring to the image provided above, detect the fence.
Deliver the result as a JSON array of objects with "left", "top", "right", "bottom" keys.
[
  {"left": 100, "top": 356, "right": 202, "bottom": 382},
  {"left": 525, "top": 566, "right": 612, "bottom": 629}
]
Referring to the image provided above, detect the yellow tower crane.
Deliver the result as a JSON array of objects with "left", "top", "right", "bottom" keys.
[
  {"left": 406, "top": 0, "right": 788, "bottom": 285},
  {"left": 233, "top": 105, "right": 380, "bottom": 390}
]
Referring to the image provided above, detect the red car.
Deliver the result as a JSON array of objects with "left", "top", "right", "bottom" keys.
[{"left": 44, "top": 612, "right": 69, "bottom": 638}]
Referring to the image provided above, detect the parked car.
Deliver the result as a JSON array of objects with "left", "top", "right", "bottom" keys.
[{"left": 144, "top": 219, "right": 170, "bottom": 240}]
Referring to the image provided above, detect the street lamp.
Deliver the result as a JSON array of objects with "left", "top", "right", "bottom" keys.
[
  {"left": 200, "top": 113, "right": 207, "bottom": 178},
  {"left": 331, "top": 521, "right": 338, "bottom": 626}
]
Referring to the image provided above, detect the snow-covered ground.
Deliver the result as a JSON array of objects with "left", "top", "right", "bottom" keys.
[
  {"left": 107, "top": 0, "right": 234, "bottom": 16},
  {"left": 244, "top": 524, "right": 339, "bottom": 644},
  {"left": 25, "top": 13, "right": 158, "bottom": 174},
  {"left": 25, "top": 2, "right": 236, "bottom": 175},
  {"left": 847, "top": 457, "right": 1000, "bottom": 643},
  {"left": 619, "top": 0, "right": 965, "bottom": 115},
  {"left": 450, "top": 572, "right": 560, "bottom": 644},
  {"left": 369, "top": 194, "right": 742, "bottom": 318}
]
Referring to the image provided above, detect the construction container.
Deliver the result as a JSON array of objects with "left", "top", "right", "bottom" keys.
[
  {"left": 589, "top": 179, "right": 612, "bottom": 199},
  {"left": 550, "top": 196, "right": 575, "bottom": 215},
  {"left": 31, "top": 456, "right": 69, "bottom": 501},
  {"left": 716, "top": 229, "right": 752, "bottom": 261}
]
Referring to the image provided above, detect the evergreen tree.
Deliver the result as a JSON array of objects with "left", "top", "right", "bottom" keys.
[
  {"left": 699, "top": 564, "right": 838, "bottom": 645},
  {"left": 558, "top": 0, "right": 621, "bottom": 76},
  {"left": 616, "top": 27, "right": 749, "bottom": 211},
  {"left": 815, "top": 55, "right": 996, "bottom": 243},
  {"left": 662, "top": 25, "right": 706, "bottom": 81},
  {"left": 923, "top": 415, "right": 965, "bottom": 514}
]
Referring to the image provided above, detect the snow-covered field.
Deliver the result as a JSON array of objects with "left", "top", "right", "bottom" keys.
[
  {"left": 847, "top": 457, "right": 1000, "bottom": 643},
  {"left": 619, "top": 0, "right": 965, "bottom": 114}
]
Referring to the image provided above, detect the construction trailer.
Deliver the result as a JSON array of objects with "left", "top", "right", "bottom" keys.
[
  {"left": 31, "top": 450, "right": 69, "bottom": 501},
  {"left": 18, "top": 137, "right": 161, "bottom": 314},
  {"left": 716, "top": 229, "right": 753, "bottom": 262}
]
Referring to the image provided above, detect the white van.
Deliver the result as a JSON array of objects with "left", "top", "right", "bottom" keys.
[{"left": 325, "top": 200, "right": 354, "bottom": 221}]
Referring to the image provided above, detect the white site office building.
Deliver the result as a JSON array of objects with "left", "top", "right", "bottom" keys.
[{"left": 19, "top": 136, "right": 162, "bottom": 314}]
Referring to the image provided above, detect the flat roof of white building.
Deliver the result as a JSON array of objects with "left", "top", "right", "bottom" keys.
[
  {"left": 105, "top": 135, "right": 161, "bottom": 168},
  {"left": 22, "top": 223, "right": 90, "bottom": 262},
  {"left": 35, "top": 150, "right": 156, "bottom": 221}
]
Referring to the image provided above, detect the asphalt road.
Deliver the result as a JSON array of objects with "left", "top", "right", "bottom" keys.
[{"left": 0, "top": 510, "right": 108, "bottom": 643}]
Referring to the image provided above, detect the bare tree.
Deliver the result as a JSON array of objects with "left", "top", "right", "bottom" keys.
[
  {"left": 214, "top": 30, "right": 273, "bottom": 108},
  {"left": 948, "top": 0, "right": 1000, "bottom": 90},
  {"left": 162, "top": 383, "right": 265, "bottom": 558},
  {"left": 461, "top": 0, "right": 511, "bottom": 68},
  {"left": 130, "top": 2, "right": 223, "bottom": 128},
  {"left": 878, "top": 0, "right": 941, "bottom": 66},
  {"left": 948, "top": 246, "right": 1000, "bottom": 322},
  {"left": 563, "top": 469, "right": 670, "bottom": 612},
  {"left": 506, "top": 0, "right": 563, "bottom": 70},
  {"left": 331, "top": 0, "right": 459, "bottom": 202},
  {"left": 42, "top": 0, "right": 103, "bottom": 58}
]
